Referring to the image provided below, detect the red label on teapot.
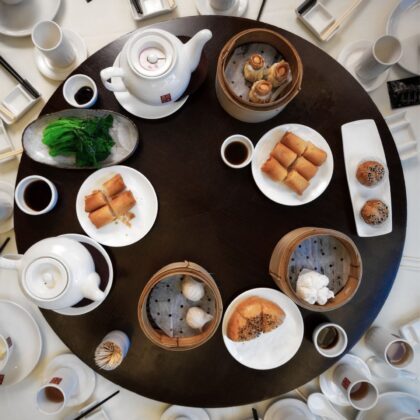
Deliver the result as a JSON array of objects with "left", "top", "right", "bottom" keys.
[
  {"left": 160, "top": 93, "right": 172, "bottom": 103},
  {"left": 342, "top": 377, "right": 351, "bottom": 390},
  {"left": 50, "top": 377, "right": 62, "bottom": 385}
]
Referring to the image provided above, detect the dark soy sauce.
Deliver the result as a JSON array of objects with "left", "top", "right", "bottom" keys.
[
  {"left": 317, "top": 326, "right": 339, "bottom": 349},
  {"left": 224, "top": 141, "right": 249, "bottom": 165},
  {"left": 24, "top": 180, "right": 52, "bottom": 211},
  {"left": 74, "top": 86, "right": 94, "bottom": 105}
]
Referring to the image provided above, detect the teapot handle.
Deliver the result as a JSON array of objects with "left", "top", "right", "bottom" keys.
[
  {"left": 0, "top": 254, "right": 23, "bottom": 270},
  {"left": 100, "top": 67, "right": 127, "bottom": 93}
]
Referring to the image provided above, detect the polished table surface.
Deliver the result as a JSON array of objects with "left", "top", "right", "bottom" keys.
[{"left": 14, "top": 16, "right": 406, "bottom": 407}]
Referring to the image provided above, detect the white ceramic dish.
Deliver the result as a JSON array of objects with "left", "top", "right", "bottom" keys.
[
  {"left": 1, "top": 84, "right": 40, "bottom": 125},
  {"left": 35, "top": 29, "right": 87, "bottom": 81},
  {"left": 337, "top": 40, "right": 390, "bottom": 93},
  {"left": 264, "top": 398, "right": 315, "bottom": 420},
  {"left": 195, "top": 0, "right": 247, "bottom": 16},
  {"left": 43, "top": 353, "right": 95, "bottom": 406},
  {"left": 222, "top": 287, "right": 304, "bottom": 370},
  {"left": 53, "top": 234, "right": 113, "bottom": 316},
  {"left": 0, "top": 300, "right": 42, "bottom": 387},
  {"left": 319, "top": 353, "right": 372, "bottom": 407},
  {"left": 111, "top": 54, "right": 189, "bottom": 120},
  {"left": 252, "top": 123, "right": 334, "bottom": 206},
  {"left": 387, "top": 0, "right": 420, "bottom": 75},
  {"left": 160, "top": 405, "right": 210, "bottom": 420},
  {"left": 355, "top": 391, "right": 420, "bottom": 420},
  {"left": 63, "top": 74, "right": 98, "bottom": 109},
  {"left": 76, "top": 165, "right": 158, "bottom": 247},
  {"left": 130, "top": 0, "right": 177, "bottom": 21},
  {"left": 0, "top": 0, "right": 61, "bottom": 37},
  {"left": 0, "top": 181, "right": 14, "bottom": 234},
  {"left": 341, "top": 119, "right": 393, "bottom": 237}
]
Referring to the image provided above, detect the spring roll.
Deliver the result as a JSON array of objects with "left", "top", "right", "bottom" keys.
[
  {"left": 85, "top": 190, "right": 107, "bottom": 212},
  {"left": 89, "top": 204, "right": 115, "bottom": 229},
  {"left": 103, "top": 174, "right": 126, "bottom": 197},
  {"left": 109, "top": 190, "right": 136, "bottom": 217}
]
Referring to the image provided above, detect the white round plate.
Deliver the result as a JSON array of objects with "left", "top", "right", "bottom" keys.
[
  {"left": 337, "top": 40, "right": 390, "bottom": 93},
  {"left": 76, "top": 165, "right": 158, "bottom": 247},
  {"left": 222, "top": 288, "right": 304, "bottom": 370},
  {"left": 35, "top": 29, "right": 88, "bottom": 81},
  {"left": 319, "top": 353, "right": 372, "bottom": 407},
  {"left": 43, "top": 353, "right": 95, "bottom": 406},
  {"left": 252, "top": 124, "right": 334, "bottom": 206},
  {"left": 0, "top": 181, "right": 14, "bottom": 234},
  {"left": 112, "top": 54, "right": 188, "bottom": 120},
  {"left": 355, "top": 391, "right": 420, "bottom": 420},
  {"left": 195, "top": 0, "right": 248, "bottom": 16},
  {"left": 54, "top": 233, "right": 113, "bottom": 316},
  {"left": 161, "top": 405, "right": 210, "bottom": 420},
  {"left": 0, "top": 300, "right": 42, "bottom": 387},
  {"left": 264, "top": 398, "right": 315, "bottom": 420},
  {"left": 387, "top": 0, "right": 420, "bottom": 75},
  {"left": 0, "top": 0, "right": 61, "bottom": 37}
]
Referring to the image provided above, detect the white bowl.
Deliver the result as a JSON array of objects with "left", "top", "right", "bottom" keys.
[
  {"left": 220, "top": 134, "right": 254, "bottom": 169},
  {"left": 63, "top": 74, "right": 98, "bottom": 109}
]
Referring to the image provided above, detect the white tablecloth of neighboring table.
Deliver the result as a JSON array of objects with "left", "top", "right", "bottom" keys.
[{"left": 0, "top": 0, "right": 419, "bottom": 419}]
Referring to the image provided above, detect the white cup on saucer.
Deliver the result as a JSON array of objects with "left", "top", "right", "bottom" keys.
[
  {"left": 356, "top": 35, "right": 402, "bottom": 81},
  {"left": 32, "top": 20, "right": 76, "bottom": 69},
  {"left": 333, "top": 362, "right": 378, "bottom": 410},
  {"left": 210, "top": 0, "right": 235, "bottom": 10},
  {"left": 221, "top": 134, "right": 254, "bottom": 169},
  {"left": 36, "top": 366, "right": 78, "bottom": 415},
  {"left": 0, "top": 334, "right": 14, "bottom": 372},
  {"left": 313, "top": 323, "right": 348, "bottom": 358},
  {"left": 365, "top": 326, "right": 415, "bottom": 369}
]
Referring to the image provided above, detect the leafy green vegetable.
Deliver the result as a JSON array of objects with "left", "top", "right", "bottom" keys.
[{"left": 42, "top": 115, "right": 115, "bottom": 167}]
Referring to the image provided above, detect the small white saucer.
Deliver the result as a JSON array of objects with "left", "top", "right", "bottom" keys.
[
  {"left": 43, "top": 353, "right": 96, "bottom": 407},
  {"left": 337, "top": 40, "right": 390, "bottom": 93},
  {"left": 35, "top": 29, "right": 88, "bottom": 82},
  {"left": 0, "top": 181, "right": 14, "bottom": 234},
  {"left": 111, "top": 54, "right": 188, "bottom": 120},
  {"left": 195, "top": 0, "right": 248, "bottom": 17},
  {"left": 160, "top": 405, "right": 210, "bottom": 420},
  {"left": 319, "top": 353, "right": 373, "bottom": 407},
  {"left": 264, "top": 398, "right": 315, "bottom": 420},
  {"left": 54, "top": 234, "right": 113, "bottom": 316},
  {"left": 0, "top": 300, "right": 42, "bottom": 387}
]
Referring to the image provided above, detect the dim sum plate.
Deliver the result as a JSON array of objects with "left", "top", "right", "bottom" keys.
[
  {"left": 76, "top": 165, "right": 158, "bottom": 247},
  {"left": 22, "top": 109, "right": 139, "bottom": 169},
  {"left": 252, "top": 123, "right": 334, "bottom": 206}
]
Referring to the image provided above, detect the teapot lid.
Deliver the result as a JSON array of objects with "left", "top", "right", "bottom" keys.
[
  {"left": 24, "top": 257, "right": 68, "bottom": 300},
  {"left": 128, "top": 31, "right": 175, "bottom": 78}
]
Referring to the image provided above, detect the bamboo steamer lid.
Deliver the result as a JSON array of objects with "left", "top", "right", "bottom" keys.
[
  {"left": 138, "top": 261, "right": 223, "bottom": 351},
  {"left": 269, "top": 227, "right": 362, "bottom": 312}
]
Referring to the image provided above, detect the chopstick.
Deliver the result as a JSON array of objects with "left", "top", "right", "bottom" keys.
[
  {"left": 0, "top": 56, "right": 41, "bottom": 99},
  {"left": 73, "top": 390, "right": 120, "bottom": 420},
  {"left": 252, "top": 408, "right": 259, "bottom": 420},
  {"left": 0, "top": 147, "right": 23, "bottom": 161},
  {"left": 130, "top": 0, "right": 143, "bottom": 14},
  {"left": 256, "top": 0, "right": 267, "bottom": 21},
  {"left": 320, "top": 0, "right": 363, "bottom": 41},
  {"left": 0, "top": 237, "right": 10, "bottom": 254}
]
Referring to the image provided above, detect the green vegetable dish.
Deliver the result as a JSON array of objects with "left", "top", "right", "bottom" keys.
[{"left": 42, "top": 115, "right": 115, "bottom": 167}]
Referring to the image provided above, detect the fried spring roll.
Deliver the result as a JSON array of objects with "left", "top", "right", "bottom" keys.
[
  {"left": 109, "top": 190, "right": 136, "bottom": 217},
  {"left": 103, "top": 174, "right": 126, "bottom": 197},
  {"left": 84, "top": 190, "right": 107, "bottom": 212},
  {"left": 88, "top": 204, "right": 115, "bottom": 229}
]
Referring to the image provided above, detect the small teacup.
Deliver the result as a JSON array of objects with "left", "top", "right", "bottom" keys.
[
  {"left": 0, "top": 334, "right": 14, "bottom": 372},
  {"left": 221, "top": 134, "right": 254, "bottom": 169},
  {"left": 313, "top": 322, "right": 348, "bottom": 358},
  {"left": 63, "top": 74, "right": 98, "bottom": 109}
]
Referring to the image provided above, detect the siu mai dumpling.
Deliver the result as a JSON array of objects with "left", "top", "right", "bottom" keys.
[
  {"left": 243, "top": 54, "right": 265, "bottom": 83},
  {"left": 249, "top": 80, "right": 272, "bottom": 104},
  {"left": 267, "top": 60, "right": 291, "bottom": 88}
]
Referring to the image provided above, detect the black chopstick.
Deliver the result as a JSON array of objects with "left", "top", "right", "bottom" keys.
[
  {"left": 0, "top": 237, "right": 10, "bottom": 254},
  {"left": 130, "top": 0, "right": 143, "bottom": 14},
  {"left": 73, "top": 390, "right": 120, "bottom": 420},
  {"left": 256, "top": 0, "right": 267, "bottom": 21},
  {"left": 252, "top": 408, "right": 259, "bottom": 420},
  {"left": 0, "top": 56, "right": 40, "bottom": 99}
]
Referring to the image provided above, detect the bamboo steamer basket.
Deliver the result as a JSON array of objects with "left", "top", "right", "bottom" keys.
[
  {"left": 138, "top": 261, "right": 223, "bottom": 351},
  {"left": 269, "top": 227, "right": 362, "bottom": 312},
  {"left": 215, "top": 28, "right": 303, "bottom": 123}
]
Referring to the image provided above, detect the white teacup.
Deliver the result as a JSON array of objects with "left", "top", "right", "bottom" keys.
[
  {"left": 220, "top": 134, "right": 254, "bottom": 169},
  {"left": 356, "top": 35, "right": 402, "bottom": 81},
  {"left": 36, "top": 367, "right": 78, "bottom": 415},
  {"left": 333, "top": 363, "right": 378, "bottom": 410},
  {"left": 210, "top": 0, "right": 236, "bottom": 11},
  {"left": 0, "top": 334, "right": 14, "bottom": 372},
  {"left": 32, "top": 21, "right": 76, "bottom": 69},
  {"left": 365, "top": 326, "right": 415, "bottom": 369},
  {"left": 313, "top": 323, "right": 348, "bottom": 358}
]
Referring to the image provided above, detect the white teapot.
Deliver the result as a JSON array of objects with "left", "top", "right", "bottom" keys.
[
  {"left": 0, "top": 237, "right": 105, "bottom": 310},
  {"left": 100, "top": 28, "right": 212, "bottom": 106}
]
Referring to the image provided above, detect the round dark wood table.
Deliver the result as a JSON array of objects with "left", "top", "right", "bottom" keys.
[{"left": 15, "top": 16, "right": 406, "bottom": 407}]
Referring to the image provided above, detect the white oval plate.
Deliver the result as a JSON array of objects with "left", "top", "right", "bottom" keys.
[
  {"left": 251, "top": 124, "right": 334, "bottom": 206},
  {"left": 222, "top": 288, "right": 304, "bottom": 370},
  {"left": 0, "top": 300, "right": 42, "bottom": 387},
  {"left": 76, "top": 165, "right": 158, "bottom": 247}
]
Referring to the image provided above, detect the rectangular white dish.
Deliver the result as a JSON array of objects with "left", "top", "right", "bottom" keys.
[
  {"left": 129, "top": 0, "right": 176, "bottom": 21},
  {"left": 341, "top": 119, "right": 393, "bottom": 237}
]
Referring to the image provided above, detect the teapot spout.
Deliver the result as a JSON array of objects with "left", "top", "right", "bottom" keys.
[
  {"left": 81, "top": 273, "right": 105, "bottom": 302},
  {"left": 184, "top": 29, "right": 212, "bottom": 73}
]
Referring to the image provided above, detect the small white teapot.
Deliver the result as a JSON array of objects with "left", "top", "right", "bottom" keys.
[
  {"left": 0, "top": 237, "right": 105, "bottom": 310},
  {"left": 100, "top": 28, "right": 212, "bottom": 106}
]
